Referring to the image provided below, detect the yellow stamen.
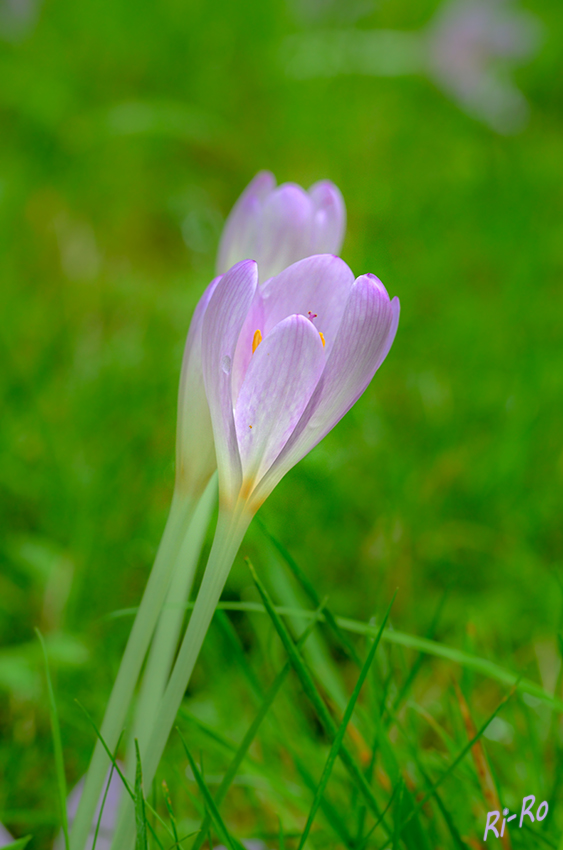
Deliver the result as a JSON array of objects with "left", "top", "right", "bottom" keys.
[
  {"left": 252, "top": 329, "right": 262, "bottom": 353},
  {"left": 319, "top": 331, "right": 325, "bottom": 348}
]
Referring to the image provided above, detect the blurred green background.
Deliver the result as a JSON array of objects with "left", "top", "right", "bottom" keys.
[{"left": 1, "top": 0, "right": 562, "bottom": 845}]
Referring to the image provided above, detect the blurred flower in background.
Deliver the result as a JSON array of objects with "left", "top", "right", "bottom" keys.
[
  {"left": 283, "top": 0, "right": 543, "bottom": 134},
  {"left": 0, "top": 0, "right": 40, "bottom": 41},
  {"left": 52, "top": 768, "right": 123, "bottom": 850},
  {"left": 0, "top": 822, "right": 14, "bottom": 847},
  {"left": 425, "top": 0, "right": 543, "bottom": 133}
]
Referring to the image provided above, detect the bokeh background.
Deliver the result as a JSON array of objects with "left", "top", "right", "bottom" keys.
[{"left": 1, "top": 0, "right": 562, "bottom": 846}]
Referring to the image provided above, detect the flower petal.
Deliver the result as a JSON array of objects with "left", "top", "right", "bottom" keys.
[
  {"left": 260, "top": 254, "right": 355, "bottom": 357},
  {"left": 230, "top": 287, "right": 266, "bottom": 407},
  {"left": 53, "top": 768, "right": 123, "bottom": 850},
  {"left": 202, "top": 260, "right": 258, "bottom": 504},
  {"left": 176, "top": 275, "right": 222, "bottom": 498},
  {"left": 308, "top": 180, "right": 346, "bottom": 255},
  {"left": 257, "top": 184, "right": 315, "bottom": 281},
  {"left": 235, "top": 314, "right": 325, "bottom": 493},
  {"left": 254, "top": 274, "right": 399, "bottom": 502},
  {"left": 0, "top": 823, "right": 14, "bottom": 846},
  {"left": 216, "top": 171, "right": 275, "bottom": 275}
]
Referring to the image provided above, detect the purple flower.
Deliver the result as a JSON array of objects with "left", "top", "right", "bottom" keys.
[
  {"left": 216, "top": 171, "right": 346, "bottom": 283},
  {"left": 202, "top": 254, "right": 399, "bottom": 515},
  {"left": 177, "top": 173, "right": 347, "bottom": 501},
  {"left": 175, "top": 273, "right": 222, "bottom": 500},
  {"left": 425, "top": 0, "right": 542, "bottom": 134},
  {"left": 53, "top": 768, "right": 123, "bottom": 850},
  {"left": 0, "top": 822, "right": 14, "bottom": 847}
]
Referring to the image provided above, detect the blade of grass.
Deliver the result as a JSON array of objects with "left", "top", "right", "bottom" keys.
[
  {"left": 391, "top": 712, "right": 469, "bottom": 850},
  {"left": 134, "top": 740, "right": 148, "bottom": 850},
  {"left": 181, "top": 709, "right": 312, "bottom": 814},
  {"left": 292, "top": 754, "right": 354, "bottom": 848},
  {"left": 190, "top": 602, "right": 327, "bottom": 850},
  {"left": 256, "top": 515, "right": 362, "bottom": 667},
  {"left": 426, "top": 785, "right": 469, "bottom": 850},
  {"left": 161, "top": 780, "right": 179, "bottom": 847},
  {"left": 367, "top": 655, "right": 432, "bottom": 850},
  {"left": 392, "top": 779, "right": 404, "bottom": 850},
  {"left": 171, "top": 601, "right": 563, "bottom": 712},
  {"left": 248, "top": 561, "right": 391, "bottom": 838},
  {"left": 354, "top": 728, "right": 380, "bottom": 845},
  {"left": 74, "top": 700, "right": 166, "bottom": 847},
  {"left": 214, "top": 609, "right": 264, "bottom": 700},
  {"left": 36, "top": 628, "right": 69, "bottom": 850},
  {"left": 522, "top": 821, "right": 558, "bottom": 849},
  {"left": 387, "top": 588, "right": 448, "bottom": 723},
  {"left": 92, "top": 732, "right": 123, "bottom": 850},
  {"left": 2, "top": 839, "right": 33, "bottom": 850},
  {"left": 278, "top": 817, "right": 286, "bottom": 850},
  {"left": 177, "top": 730, "right": 246, "bottom": 850},
  {"left": 180, "top": 710, "right": 238, "bottom": 754},
  {"left": 357, "top": 779, "right": 402, "bottom": 850},
  {"left": 398, "top": 682, "right": 519, "bottom": 840},
  {"left": 297, "top": 594, "right": 396, "bottom": 850},
  {"left": 452, "top": 679, "right": 508, "bottom": 848},
  {"left": 264, "top": 550, "right": 351, "bottom": 716}
]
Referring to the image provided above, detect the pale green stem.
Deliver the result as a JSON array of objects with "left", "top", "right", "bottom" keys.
[
  {"left": 69, "top": 491, "right": 194, "bottom": 850},
  {"left": 134, "top": 474, "right": 217, "bottom": 749},
  {"left": 115, "top": 502, "right": 253, "bottom": 849},
  {"left": 110, "top": 475, "right": 217, "bottom": 849}
]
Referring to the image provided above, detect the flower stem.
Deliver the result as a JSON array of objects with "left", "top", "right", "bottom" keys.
[
  {"left": 134, "top": 474, "right": 217, "bottom": 749},
  {"left": 110, "top": 477, "right": 217, "bottom": 850},
  {"left": 114, "top": 503, "right": 252, "bottom": 849},
  {"left": 69, "top": 492, "right": 194, "bottom": 850}
]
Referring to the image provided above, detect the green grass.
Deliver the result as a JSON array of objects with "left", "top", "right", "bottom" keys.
[{"left": 1, "top": 0, "right": 563, "bottom": 846}]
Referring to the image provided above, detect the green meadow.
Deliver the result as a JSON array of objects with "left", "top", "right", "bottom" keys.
[{"left": 1, "top": 0, "right": 563, "bottom": 847}]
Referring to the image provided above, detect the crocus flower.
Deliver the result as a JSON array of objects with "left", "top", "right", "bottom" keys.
[
  {"left": 0, "top": 822, "right": 14, "bottom": 847},
  {"left": 133, "top": 252, "right": 399, "bottom": 808},
  {"left": 203, "top": 253, "right": 399, "bottom": 516},
  {"left": 0, "top": 0, "right": 41, "bottom": 42},
  {"left": 177, "top": 172, "right": 347, "bottom": 501},
  {"left": 425, "top": 0, "right": 542, "bottom": 134},
  {"left": 54, "top": 768, "right": 123, "bottom": 850},
  {"left": 216, "top": 171, "right": 346, "bottom": 283},
  {"left": 282, "top": 0, "right": 541, "bottom": 134}
]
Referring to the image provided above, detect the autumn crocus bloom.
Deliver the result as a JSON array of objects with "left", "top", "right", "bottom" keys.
[
  {"left": 134, "top": 253, "right": 399, "bottom": 801},
  {"left": 217, "top": 171, "right": 346, "bottom": 282},
  {"left": 204, "top": 253, "right": 399, "bottom": 515},
  {"left": 176, "top": 172, "right": 347, "bottom": 501}
]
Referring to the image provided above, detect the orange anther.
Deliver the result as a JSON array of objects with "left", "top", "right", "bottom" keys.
[
  {"left": 319, "top": 332, "right": 325, "bottom": 348},
  {"left": 252, "top": 329, "right": 262, "bottom": 353}
]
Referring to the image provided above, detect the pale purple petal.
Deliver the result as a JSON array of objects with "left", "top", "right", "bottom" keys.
[
  {"left": 257, "top": 184, "right": 315, "bottom": 281},
  {"left": 230, "top": 287, "right": 266, "bottom": 407},
  {"left": 254, "top": 274, "right": 399, "bottom": 502},
  {"left": 176, "top": 275, "right": 222, "bottom": 498},
  {"left": 424, "top": 0, "right": 542, "bottom": 134},
  {"left": 232, "top": 254, "right": 353, "bottom": 406},
  {"left": 53, "top": 768, "right": 123, "bottom": 850},
  {"left": 308, "top": 180, "right": 346, "bottom": 255},
  {"left": 235, "top": 314, "right": 325, "bottom": 490},
  {"left": 0, "top": 823, "right": 14, "bottom": 847},
  {"left": 216, "top": 172, "right": 348, "bottom": 283},
  {"left": 260, "top": 254, "right": 355, "bottom": 357},
  {"left": 216, "top": 171, "right": 275, "bottom": 275},
  {"left": 202, "top": 260, "right": 258, "bottom": 504}
]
